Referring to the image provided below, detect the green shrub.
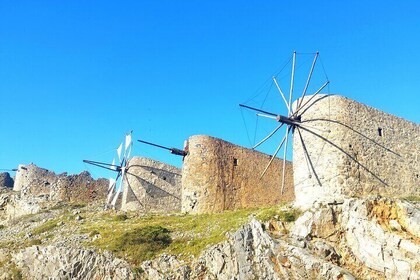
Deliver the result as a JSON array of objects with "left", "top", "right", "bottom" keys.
[
  {"left": 403, "top": 196, "right": 420, "bottom": 203},
  {"left": 108, "top": 226, "right": 171, "bottom": 264},
  {"left": 31, "top": 219, "right": 58, "bottom": 236},
  {"left": 113, "top": 214, "right": 128, "bottom": 221},
  {"left": 256, "top": 207, "right": 300, "bottom": 222},
  {"left": 89, "top": 230, "right": 100, "bottom": 237},
  {"left": 28, "top": 239, "right": 42, "bottom": 246}
]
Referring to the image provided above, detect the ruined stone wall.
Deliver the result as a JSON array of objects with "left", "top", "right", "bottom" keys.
[
  {"left": 121, "top": 157, "right": 182, "bottom": 213},
  {"left": 293, "top": 94, "right": 420, "bottom": 208},
  {"left": 13, "top": 164, "right": 108, "bottom": 203},
  {"left": 182, "top": 135, "right": 294, "bottom": 214}
]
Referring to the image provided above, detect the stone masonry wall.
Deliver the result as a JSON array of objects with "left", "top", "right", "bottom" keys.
[
  {"left": 182, "top": 135, "right": 294, "bottom": 214},
  {"left": 13, "top": 163, "right": 108, "bottom": 203},
  {"left": 121, "top": 157, "right": 182, "bottom": 213},
  {"left": 293, "top": 94, "right": 420, "bottom": 208}
]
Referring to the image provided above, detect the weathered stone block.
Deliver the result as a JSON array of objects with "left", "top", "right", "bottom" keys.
[
  {"left": 121, "top": 157, "right": 182, "bottom": 213},
  {"left": 182, "top": 135, "right": 294, "bottom": 214},
  {"left": 13, "top": 163, "right": 108, "bottom": 203},
  {"left": 293, "top": 94, "right": 420, "bottom": 208}
]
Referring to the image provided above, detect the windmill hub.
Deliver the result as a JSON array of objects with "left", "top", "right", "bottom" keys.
[{"left": 276, "top": 114, "right": 301, "bottom": 126}]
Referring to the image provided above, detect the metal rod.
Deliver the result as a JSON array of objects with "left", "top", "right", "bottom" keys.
[
  {"left": 239, "top": 104, "right": 277, "bottom": 117},
  {"left": 83, "top": 160, "right": 120, "bottom": 172},
  {"left": 296, "top": 127, "right": 322, "bottom": 186},
  {"left": 288, "top": 51, "right": 296, "bottom": 116},
  {"left": 273, "top": 76, "right": 291, "bottom": 113},
  {"left": 137, "top": 140, "right": 172, "bottom": 151},
  {"left": 137, "top": 140, "right": 186, "bottom": 156},
  {"left": 253, "top": 123, "right": 284, "bottom": 149},
  {"left": 297, "top": 52, "right": 319, "bottom": 110},
  {"left": 260, "top": 131, "right": 288, "bottom": 179},
  {"left": 256, "top": 113, "right": 277, "bottom": 120},
  {"left": 281, "top": 127, "right": 290, "bottom": 194},
  {"left": 297, "top": 124, "right": 388, "bottom": 186},
  {"left": 0, "top": 169, "right": 18, "bottom": 172},
  {"left": 292, "top": 80, "right": 329, "bottom": 117}
]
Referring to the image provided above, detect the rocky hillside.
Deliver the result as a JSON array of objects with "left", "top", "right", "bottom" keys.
[{"left": 0, "top": 190, "right": 418, "bottom": 279}]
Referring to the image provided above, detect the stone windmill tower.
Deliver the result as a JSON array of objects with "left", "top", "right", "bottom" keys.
[{"left": 241, "top": 51, "right": 420, "bottom": 209}]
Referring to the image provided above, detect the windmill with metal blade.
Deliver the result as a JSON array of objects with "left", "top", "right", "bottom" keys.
[
  {"left": 240, "top": 51, "right": 330, "bottom": 194},
  {"left": 137, "top": 139, "right": 187, "bottom": 157},
  {"left": 83, "top": 131, "right": 133, "bottom": 208},
  {"left": 0, "top": 168, "right": 18, "bottom": 172}
]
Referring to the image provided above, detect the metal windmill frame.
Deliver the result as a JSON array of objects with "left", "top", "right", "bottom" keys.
[
  {"left": 240, "top": 51, "right": 330, "bottom": 194},
  {"left": 83, "top": 131, "right": 133, "bottom": 208}
]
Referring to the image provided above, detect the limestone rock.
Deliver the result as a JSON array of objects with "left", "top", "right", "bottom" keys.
[
  {"left": 12, "top": 245, "right": 135, "bottom": 280},
  {"left": 292, "top": 197, "right": 420, "bottom": 279},
  {"left": 0, "top": 172, "right": 14, "bottom": 188},
  {"left": 140, "top": 254, "right": 191, "bottom": 280}
]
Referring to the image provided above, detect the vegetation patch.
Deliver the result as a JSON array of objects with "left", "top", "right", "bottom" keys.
[
  {"left": 106, "top": 225, "right": 171, "bottom": 265},
  {"left": 403, "top": 196, "right": 420, "bottom": 203},
  {"left": 0, "top": 256, "right": 23, "bottom": 280},
  {"left": 113, "top": 213, "right": 128, "bottom": 221},
  {"left": 256, "top": 206, "right": 301, "bottom": 222},
  {"left": 27, "top": 239, "right": 42, "bottom": 246},
  {"left": 31, "top": 219, "right": 58, "bottom": 236},
  {"left": 82, "top": 203, "right": 300, "bottom": 264}
]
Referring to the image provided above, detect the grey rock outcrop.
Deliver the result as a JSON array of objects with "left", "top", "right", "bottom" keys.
[
  {"left": 141, "top": 197, "right": 419, "bottom": 280},
  {"left": 291, "top": 197, "right": 420, "bottom": 279},
  {"left": 12, "top": 245, "right": 135, "bottom": 280},
  {"left": 0, "top": 172, "right": 14, "bottom": 188},
  {"left": 141, "top": 219, "right": 354, "bottom": 280}
]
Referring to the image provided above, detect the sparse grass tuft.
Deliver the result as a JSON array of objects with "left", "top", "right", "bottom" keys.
[
  {"left": 89, "top": 230, "right": 100, "bottom": 237},
  {"left": 256, "top": 206, "right": 301, "bottom": 222},
  {"left": 27, "top": 239, "right": 42, "bottom": 246},
  {"left": 107, "top": 226, "right": 171, "bottom": 265},
  {"left": 0, "top": 256, "right": 23, "bottom": 280},
  {"left": 113, "top": 213, "right": 128, "bottom": 221},
  {"left": 82, "top": 203, "right": 300, "bottom": 264},
  {"left": 403, "top": 196, "right": 420, "bottom": 203},
  {"left": 31, "top": 219, "right": 58, "bottom": 236}
]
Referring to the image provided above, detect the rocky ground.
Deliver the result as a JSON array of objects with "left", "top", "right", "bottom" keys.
[{"left": 0, "top": 188, "right": 419, "bottom": 279}]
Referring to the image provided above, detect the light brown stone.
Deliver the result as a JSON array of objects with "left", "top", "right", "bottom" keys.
[
  {"left": 293, "top": 94, "right": 420, "bottom": 208},
  {"left": 182, "top": 135, "right": 294, "bottom": 214}
]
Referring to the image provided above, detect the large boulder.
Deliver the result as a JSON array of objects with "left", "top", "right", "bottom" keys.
[
  {"left": 12, "top": 246, "right": 135, "bottom": 280},
  {"left": 0, "top": 172, "right": 14, "bottom": 189}
]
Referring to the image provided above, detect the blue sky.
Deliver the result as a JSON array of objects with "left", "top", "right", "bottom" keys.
[{"left": 1, "top": 1, "right": 419, "bottom": 178}]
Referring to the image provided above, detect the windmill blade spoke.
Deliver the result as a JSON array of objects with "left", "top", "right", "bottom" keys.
[
  {"left": 293, "top": 80, "right": 330, "bottom": 117},
  {"left": 106, "top": 184, "right": 115, "bottom": 204},
  {"left": 298, "top": 125, "right": 388, "bottom": 186},
  {"left": 298, "top": 122, "right": 331, "bottom": 134},
  {"left": 296, "top": 127, "right": 322, "bottom": 186},
  {"left": 108, "top": 178, "right": 116, "bottom": 191},
  {"left": 111, "top": 167, "right": 126, "bottom": 206},
  {"left": 297, "top": 52, "right": 319, "bottom": 111},
  {"left": 257, "top": 113, "right": 277, "bottom": 120},
  {"left": 83, "top": 160, "right": 120, "bottom": 172},
  {"left": 253, "top": 123, "right": 284, "bottom": 149},
  {"left": 260, "top": 129, "right": 288, "bottom": 179},
  {"left": 288, "top": 51, "right": 297, "bottom": 116},
  {"left": 124, "top": 131, "right": 133, "bottom": 159},
  {"left": 273, "top": 76, "right": 291, "bottom": 114},
  {"left": 280, "top": 127, "right": 291, "bottom": 194},
  {"left": 117, "top": 143, "right": 123, "bottom": 163}
]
